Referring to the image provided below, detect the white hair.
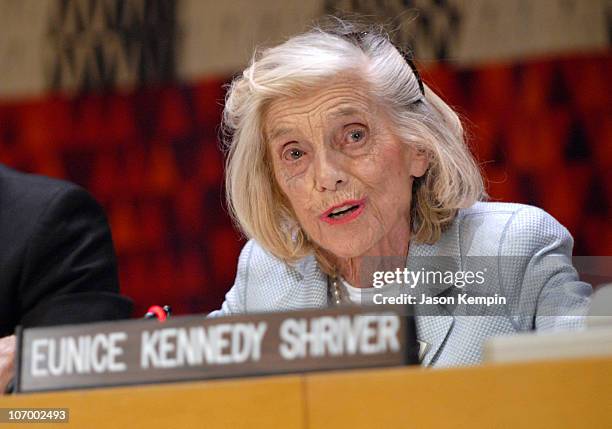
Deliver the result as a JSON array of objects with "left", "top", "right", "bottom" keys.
[{"left": 222, "top": 19, "right": 485, "bottom": 266}]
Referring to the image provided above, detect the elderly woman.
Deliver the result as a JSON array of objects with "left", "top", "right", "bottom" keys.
[{"left": 210, "top": 22, "right": 591, "bottom": 367}]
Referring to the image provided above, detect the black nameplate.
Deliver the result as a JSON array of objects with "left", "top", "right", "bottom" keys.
[{"left": 16, "top": 306, "right": 418, "bottom": 392}]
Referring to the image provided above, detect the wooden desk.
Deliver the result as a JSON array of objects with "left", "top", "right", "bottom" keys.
[
  {"left": 1, "top": 358, "right": 610, "bottom": 428},
  {"left": 306, "top": 358, "right": 612, "bottom": 429}
]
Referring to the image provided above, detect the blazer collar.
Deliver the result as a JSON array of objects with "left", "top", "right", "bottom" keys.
[
  {"left": 407, "top": 225, "right": 462, "bottom": 365},
  {"left": 288, "top": 254, "right": 328, "bottom": 309}
]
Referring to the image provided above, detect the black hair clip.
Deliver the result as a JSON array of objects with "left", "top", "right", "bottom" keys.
[{"left": 341, "top": 31, "right": 425, "bottom": 96}]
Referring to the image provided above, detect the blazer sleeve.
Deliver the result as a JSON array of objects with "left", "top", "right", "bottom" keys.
[
  {"left": 500, "top": 206, "right": 592, "bottom": 331},
  {"left": 207, "top": 239, "right": 254, "bottom": 318},
  {"left": 17, "top": 185, "right": 133, "bottom": 327}
]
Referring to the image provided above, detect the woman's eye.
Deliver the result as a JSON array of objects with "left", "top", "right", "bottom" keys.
[
  {"left": 282, "top": 148, "right": 305, "bottom": 161},
  {"left": 346, "top": 128, "right": 366, "bottom": 144}
]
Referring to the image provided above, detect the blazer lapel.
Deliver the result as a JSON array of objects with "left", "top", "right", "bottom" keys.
[
  {"left": 280, "top": 254, "right": 328, "bottom": 310},
  {"left": 408, "top": 225, "right": 462, "bottom": 366},
  {"left": 416, "top": 315, "right": 454, "bottom": 366}
]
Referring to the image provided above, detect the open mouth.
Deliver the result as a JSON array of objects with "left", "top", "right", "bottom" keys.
[
  {"left": 328, "top": 204, "right": 360, "bottom": 219},
  {"left": 320, "top": 198, "right": 366, "bottom": 225}
]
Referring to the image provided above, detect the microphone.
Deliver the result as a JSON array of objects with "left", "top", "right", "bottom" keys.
[{"left": 144, "top": 305, "right": 172, "bottom": 322}]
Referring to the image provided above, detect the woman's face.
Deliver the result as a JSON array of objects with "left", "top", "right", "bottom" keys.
[{"left": 264, "top": 76, "right": 428, "bottom": 259}]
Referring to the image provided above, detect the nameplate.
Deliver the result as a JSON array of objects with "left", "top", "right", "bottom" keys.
[{"left": 16, "top": 306, "right": 418, "bottom": 392}]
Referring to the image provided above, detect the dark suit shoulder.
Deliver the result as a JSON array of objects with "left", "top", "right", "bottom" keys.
[
  {"left": 0, "top": 164, "right": 87, "bottom": 216},
  {"left": 0, "top": 164, "right": 130, "bottom": 335},
  {"left": 0, "top": 165, "right": 100, "bottom": 260}
]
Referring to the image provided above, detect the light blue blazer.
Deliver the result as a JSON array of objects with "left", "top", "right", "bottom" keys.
[{"left": 209, "top": 202, "right": 592, "bottom": 367}]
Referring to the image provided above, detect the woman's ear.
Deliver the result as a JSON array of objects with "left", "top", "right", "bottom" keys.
[{"left": 409, "top": 147, "right": 429, "bottom": 178}]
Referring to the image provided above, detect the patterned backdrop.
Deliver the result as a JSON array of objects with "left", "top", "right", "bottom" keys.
[{"left": 0, "top": 0, "right": 609, "bottom": 316}]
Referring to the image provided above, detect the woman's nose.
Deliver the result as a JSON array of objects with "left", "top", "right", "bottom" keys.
[{"left": 313, "top": 149, "right": 347, "bottom": 192}]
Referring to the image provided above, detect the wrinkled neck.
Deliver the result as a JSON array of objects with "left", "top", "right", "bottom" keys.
[{"left": 327, "top": 216, "right": 411, "bottom": 288}]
